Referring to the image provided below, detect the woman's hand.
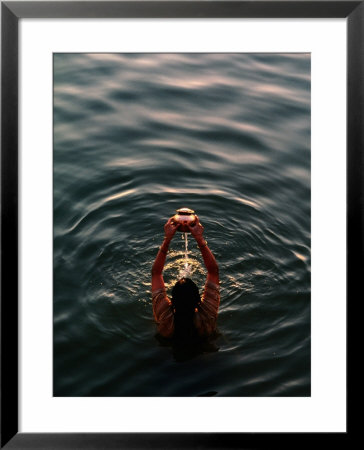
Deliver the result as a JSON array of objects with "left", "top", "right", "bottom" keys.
[
  {"left": 188, "top": 216, "right": 204, "bottom": 241},
  {"left": 164, "top": 217, "right": 179, "bottom": 240}
]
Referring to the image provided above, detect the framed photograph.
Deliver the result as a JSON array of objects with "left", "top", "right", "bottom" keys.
[{"left": 2, "top": 1, "right": 357, "bottom": 448}]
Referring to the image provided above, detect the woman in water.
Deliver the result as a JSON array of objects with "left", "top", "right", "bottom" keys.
[{"left": 151, "top": 216, "right": 220, "bottom": 340}]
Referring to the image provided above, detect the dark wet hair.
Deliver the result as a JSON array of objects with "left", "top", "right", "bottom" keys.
[{"left": 171, "top": 278, "right": 200, "bottom": 340}]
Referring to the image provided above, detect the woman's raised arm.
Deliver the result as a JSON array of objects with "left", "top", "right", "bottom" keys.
[
  {"left": 188, "top": 217, "right": 219, "bottom": 285},
  {"left": 151, "top": 217, "right": 179, "bottom": 291}
]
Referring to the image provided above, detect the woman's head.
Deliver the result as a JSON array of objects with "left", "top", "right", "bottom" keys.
[{"left": 171, "top": 278, "right": 200, "bottom": 318}]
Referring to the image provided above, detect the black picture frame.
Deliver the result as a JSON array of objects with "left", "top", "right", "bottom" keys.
[{"left": 1, "top": 1, "right": 358, "bottom": 448}]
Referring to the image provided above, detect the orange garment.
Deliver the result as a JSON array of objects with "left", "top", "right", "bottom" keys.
[{"left": 152, "top": 280, "right": 220, "bottom": 338}]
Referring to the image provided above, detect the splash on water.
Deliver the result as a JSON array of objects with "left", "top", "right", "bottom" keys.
[{"left": 179, "top": 232, "right": 191, "bottom": 279}]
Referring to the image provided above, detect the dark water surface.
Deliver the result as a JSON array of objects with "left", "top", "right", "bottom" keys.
[{"left": 54, "top": 53, "right": 310, "bottom": 396}]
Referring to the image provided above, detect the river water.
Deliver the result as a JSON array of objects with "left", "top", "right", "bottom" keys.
[{"left": 54, "top": 53, "right": 310, "bottom": 396}]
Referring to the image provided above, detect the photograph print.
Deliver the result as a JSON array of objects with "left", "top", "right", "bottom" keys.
[{"left": 53, "top": 53, "right": 310, "bottom": 397}]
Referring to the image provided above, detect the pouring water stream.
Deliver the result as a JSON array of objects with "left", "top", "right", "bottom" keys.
[{"left": 179, "top": 232, "right": 191, "bottom": 278}]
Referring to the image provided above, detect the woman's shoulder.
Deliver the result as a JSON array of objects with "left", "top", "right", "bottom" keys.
[
  {"left": 152, "top": 287, "right": 167, "bottom": 298},
  {"left": 195, "top": 279, "right": 220, "bottom": 336},
  {"left": 202, "top": 279, "right": 220, "bottom": 303},
  {"left": 152, "top": 288, "right": 174, "bottom": 338},
  {"left": 152, "top": 288, "right": 172, "bottom": 305}
]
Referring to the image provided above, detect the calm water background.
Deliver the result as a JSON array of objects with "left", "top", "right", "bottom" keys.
[{"left": 54, "top": 53, "right": 310, "bottom": 396}]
